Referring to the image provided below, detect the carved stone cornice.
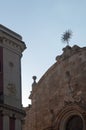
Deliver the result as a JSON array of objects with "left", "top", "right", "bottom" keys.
[
  {"left": 0, "top": 37, "right": 25, "bottom": 57},
  {"left": 0, "top": 24, "right": 22, "bottom": 40},
  {"left": 0, "top": 25, "right": 26, "bottom": 55},
  {"left": 0, "top": 103, "right": 26, "bottom": 119}
]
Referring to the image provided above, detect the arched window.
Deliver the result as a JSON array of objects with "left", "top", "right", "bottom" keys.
[{"left": 66, "top": 115, "right": 83, "bottom": 130}]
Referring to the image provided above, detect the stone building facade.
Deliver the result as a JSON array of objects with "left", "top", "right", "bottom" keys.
[
  {"left": 0, "top": 25, "right": 26, "bottom": 130},
  {"left": 23, "top": 45, "right": 86, "bottom": 130}
]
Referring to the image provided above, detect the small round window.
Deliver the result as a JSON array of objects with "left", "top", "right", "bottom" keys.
[{"left": 66, "top": 115, "right": 83, "bottom": 130}]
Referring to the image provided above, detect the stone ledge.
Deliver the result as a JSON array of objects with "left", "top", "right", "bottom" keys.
[{"left": 56, "top": 45, "right": 86, "bottom": 62}]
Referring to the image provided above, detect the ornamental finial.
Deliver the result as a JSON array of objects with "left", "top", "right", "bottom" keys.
[{"left": 32, "top": 76, "right": 37, "bottom": 87}]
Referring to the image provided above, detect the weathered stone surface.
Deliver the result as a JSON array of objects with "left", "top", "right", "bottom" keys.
[{"left": 23, "top": 45, "right": 86, "bottom": 130}]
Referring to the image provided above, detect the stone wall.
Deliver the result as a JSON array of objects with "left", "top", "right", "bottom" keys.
[{"left": 23, "top": 45, "right": 86, "bottom": 130}]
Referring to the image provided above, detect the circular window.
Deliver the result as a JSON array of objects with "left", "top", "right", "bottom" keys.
[{"left": 66, "top": 115, "right": 83, "bottom": 130}]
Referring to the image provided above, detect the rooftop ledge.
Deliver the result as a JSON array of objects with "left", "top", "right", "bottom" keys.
[
  {"left": 56, "top": 45, "right": 86, "bottom": 62},
  {"left": 0, "top": 24, "right": 22, "bottom": 41}
]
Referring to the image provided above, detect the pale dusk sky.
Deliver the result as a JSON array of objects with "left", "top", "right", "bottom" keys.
[{"left": 0, "top": 0, "right": 86, "bottom": 106}]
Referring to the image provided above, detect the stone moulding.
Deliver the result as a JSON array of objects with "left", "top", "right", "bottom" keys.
[
  {"left": 0, "top": 25, "right": 26, "bottom": 55},
  {"left": 56, "top": 45, "right": 86, "bottom": 62},
  {"left": 0, "top": 24, "right": 22, "bottom": 40},
  {"left": 53, "top": 103, "right": 86, "bottom": 130},
  {"left": 0, "top": 103, "right": 26, "bottom": 119}
]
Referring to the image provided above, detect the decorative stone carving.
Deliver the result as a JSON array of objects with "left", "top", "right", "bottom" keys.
[
  {"left": 64, "top": 70, "right": 85, "bottom": 105},
  {"left": 32, "top": 76, "right": 37, "bottom": 87},
  {"left": 9, "top": 62, "right": 14, "bottom": 68},
  {"left": 53, "top": 103, "right": 86, "bottom": 130},
  {"left": 7, "top": 83, "right": 16, "bottom": 95},
  {"left": 56, "top": 45, "right": 84, "bottom": 62}
]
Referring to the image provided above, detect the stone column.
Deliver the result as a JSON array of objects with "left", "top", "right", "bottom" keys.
[
  {"left": 15, "top": 119, "right": 21, "bottom": 130},
  {"left": 3, "top": 115, "right": 9, "bottom": 130}
]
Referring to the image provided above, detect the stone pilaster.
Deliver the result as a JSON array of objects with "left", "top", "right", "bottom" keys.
[
  {"left": 15, "top": 119, "right": 21, "bottom": 130},
  {"left": 3, "top": 115, "right": 9, "bottom": 130}
]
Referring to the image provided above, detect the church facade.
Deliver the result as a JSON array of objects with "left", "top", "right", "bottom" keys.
[
  {"left": 23, "top": 45, "right": 86, "bottom": 130},
  {"left": 0, "top": 25, "right": 26, "bottom": 130}
]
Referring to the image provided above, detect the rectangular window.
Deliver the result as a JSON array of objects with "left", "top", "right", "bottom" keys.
[{"left": 9, "top": 117, "right": 15, "bottom": 130}]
